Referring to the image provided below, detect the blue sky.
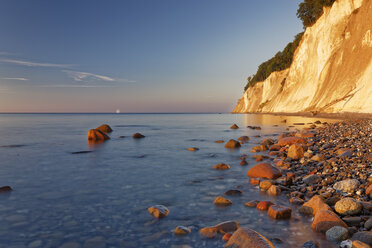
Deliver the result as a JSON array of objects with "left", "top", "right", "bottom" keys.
[{"left": 0, "top": 0, "right": 302, "bottom": 113}]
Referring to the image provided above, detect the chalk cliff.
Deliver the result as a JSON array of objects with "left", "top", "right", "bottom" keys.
[{"left": 233, "top": 0, "right": 372, "bottom": 114}]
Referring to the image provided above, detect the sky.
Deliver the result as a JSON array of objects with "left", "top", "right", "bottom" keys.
[{"left": 0, "top": 0, "right": 303, "bottom": 113}]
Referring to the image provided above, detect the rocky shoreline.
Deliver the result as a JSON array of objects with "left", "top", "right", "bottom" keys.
[
  {"left": 224, "top": 119, "right": 372, "bottom": 247},
  {"left": 149, "top": 119, "right": 372, "bottom": 247}
]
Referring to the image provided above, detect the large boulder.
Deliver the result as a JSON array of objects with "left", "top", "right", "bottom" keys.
[
  {"left": 299, "top": 195, "right": 332, "bottom": 216},
  {"left": 95, "top": 124, "right": 112, "bottom": 133},
  {"left": 276, "top": 137, "right": 307, "bottom": 146},
  {"left": 88, "top": 129, "right": 110, "bottom": 141},
  {"left": 224, "top": 139, "right": 241, "bottom": 149},
  {"left": 312, "top": 210, "right": 348, "bottom": 233},
  {"left": 225, "top": 227, "right": 275, "bottom": 248},
  {"left": 333, "top": 179, "right": 360, "bottom": 193},
  {"left": 335, "top": 198, "right": 362, "bottom": 216},
  {"left": 247, "top": 163, "right": 281, "bottom": 179}
]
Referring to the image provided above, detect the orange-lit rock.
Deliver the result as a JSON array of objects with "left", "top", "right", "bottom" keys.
[
  {"left": 276, "top": 137, "right": 307, "bottom": 146},
  {"left": 312, "top": 210, "right": 347, "bottom": 233},
  {"left": 268, "top": 205, "right": 292, "bottom": 219},
  {"left": 225, "top": 227, "right": 275, "bottom": 247},
  {"left": 96, "top": 124, "right": 113, "bottom": 133},
  {"left": 88, "top": 129, "right": 110, "bottom": 141},
  {"left": 256, "top": 201, "right": 274, "bottom": 211},
  {"left": 214, "top": 196, "right": 232, "bottom": 206},
  {"left": 247, "top": 163, "right": 281, "bottom": 179}
]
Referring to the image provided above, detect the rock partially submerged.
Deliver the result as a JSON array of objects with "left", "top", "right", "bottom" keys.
[
  {"left": 147, "top": 205, "right": 169, "bottom": 218},
  {"left": 224, "top": 139, "right": 241, "bottom": 149},
  {"left": 213, "top": 163, "right": 230, "bottom": 170},
  {"left": 88, "top": 129, "right": 110, "bottom": 141},
  {"left": 96, "top": 124, "right": 113, "bottom": 133},
  {"left": 230, "top": 124, "right": 239, "bottom": 129},
  {"left": 247, "top": 163, "right": 281, "bottom": 179},
  {"left": 225, "top": 227, "right": 275, "bottom": 248},
  {"left": 0, "top": 186, "right": 12, "bottom": 193},
  {"left": 200, "top": 221, "right": 239, "bottom": 238},
  {"left": 132, "top": 133, "right": 145, "bottom": 139}
]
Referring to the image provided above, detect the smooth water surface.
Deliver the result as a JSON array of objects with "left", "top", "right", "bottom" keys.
[{"left": 0, "top": 114, "right": 341, "bottom": 248}]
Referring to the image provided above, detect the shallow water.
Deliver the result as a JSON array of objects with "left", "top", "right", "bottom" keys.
[{"left": 0, "top": 113, "right": 341, "bottom": 248}]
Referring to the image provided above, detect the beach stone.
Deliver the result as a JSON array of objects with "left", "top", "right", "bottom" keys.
[
  {"left": 333, "top": 179, "right": 360, "bottom": 193},
  {"left": 240, "top": 159, "right": 248, "bottom": 165},
  {"left": 268, "top": 205, "right": 292, "bottom": 219},
  {"left": 222, "top": 233, "right": 232, "bottom": 242},
  {"left": 148, "top": 205, "right": 169, "bottom": 218},
  {"left": 96, "top": 124, "right": 112, "bottom": 133},
  {"left": 277, "top": 137, "right": 307, "bottom": 146},
  {"left": 311, "top": 154, "right": 325, "bottom": 162},
  {"left": 83, "top": 236, "right": 106, "bottom": 248},
  {"left": 365, "top": 218, "right": 372, "bottom": 230},
  {"left": 302, "top": 240, "right": 320, "bottom": 248},
  {"left": 299, "top": 195, "right": 332, "bottom": 216},
  {"left": 225, "top": 227, "right": 275, "bottom": 248},
  {"left": 200, "top": 227, "right": 218, "bottom": 238},
  {"left": 352, "top": 240, "right": 371, "bottom": 248},
  {"left": 287, "top": 144, "right": 305, "bottom": 160},
  {"left": 174, "top": 226, "right": 191, "bottom": 235},
  {"left": 256, "top": 201, "right": 274, "bottom": 211},
  {"left": 303, "top": 174, "right": 322, "bottom": 185},
  {"left": 261, "top": 138, "right": 274, "bottom": 146},
  {"left": 238, "top": 136, "right": 250, "bottom": 141},
  {"left": 289, "top": 197, "right": 304, "bottom": 205},
  {"left": 215, "top": 140, "right": 224, "bottom": 143},
  {"left": 366, "top": 185, "right": 372, "bottom": 197},
  {"left": 224, "top": 189, "right": 242, "bottom": 196},
  {"left": 250, "top": 178, "right": 260, "bottom": 185},
  {"left": 213, "top": 163, "right": 230, "bottom": 170},
  {"left": 267, "top": 185, "right": 281, "bottom": 196},
  {"left": 326, "top": 226, "right": 349, "bottom": 242},
  {"left": 245, "top": 200, "right": 259, "bottom": 208},
  {"left": 224, "top": 139, "right": 241, "bottom": 149},
  {"left": 132, "top": 133, "right": 145, "bottom": 139},
  {"left": 88, "top": 129, "right": 110, "bottom": 141},
  {"left": 214, "top": 196, "right": 232, "bottom": 206},
  {"left": 230, "top": 124, "right": 239, "bottom": 129},
  {"left": 0, "top": 186, "right": 12, "bottom": 193},
  {"left": 343, "top": 217, "right": 362, "bottom": 227},
  {"left": 215, "top": 221, "right": 239, "bottom": 233},
  {"left": 247, "top": 163, "right": 282, "bottom": 179},
  {"left": 59, "top": 242, "right": 81, "bottom": 248},
  {"left": 312, "top": 210, "right": 348, "bottom": 233},
  {"left": 340, "top": 240, "right": 353, "bottom": 248},
  {"left": 251, "top": 145, "right": 268, "bottom": 152},
  {"left": 187, "top": 147, "right": 199, "bottom": 151},
  {"left": 335, "top": 198, "right": 362, "bottom": 216},
  {"left": 353, "top": 232, "right": 372, "bottom": 245},
  {"left": 259, "top": 180, "right": 273, "bottom": 191}
]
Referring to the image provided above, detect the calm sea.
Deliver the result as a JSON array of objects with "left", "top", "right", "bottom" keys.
[{"left": 0, "top": 113, "right": 340, "bottom": 248}]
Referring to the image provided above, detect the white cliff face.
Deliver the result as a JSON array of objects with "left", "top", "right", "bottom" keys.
[{"left": 233, "top": 0, "right": 372, "bottom": 114}]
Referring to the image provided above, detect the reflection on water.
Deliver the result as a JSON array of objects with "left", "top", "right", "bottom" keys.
[{"left": 0, "top": 113, "right": 340, "bottom": 248}]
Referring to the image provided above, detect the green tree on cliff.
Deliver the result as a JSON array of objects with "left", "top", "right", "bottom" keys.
[{"left": 297, "top": 0, "right": 336, "bottom": 27}]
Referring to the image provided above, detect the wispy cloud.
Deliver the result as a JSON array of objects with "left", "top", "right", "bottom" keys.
[
  {"left": 35, "top": 84, "right": 116, "bottom": 88},
  {"left": 63, "top": 70, "right": 136, "bottom": 83},
  {"left": 0, "top": 58, "right": 72, "bottom": 68},
  {"left": 2, "top": 77, "right": 28, "bottom": 81},
  {"left": 63, "top": 70, "right": 115, "bottom": 82}
]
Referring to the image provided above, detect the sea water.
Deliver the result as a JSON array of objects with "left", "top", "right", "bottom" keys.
[{"left": 0, "top": 113, "right": 340, "bottom": 248}]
